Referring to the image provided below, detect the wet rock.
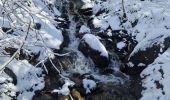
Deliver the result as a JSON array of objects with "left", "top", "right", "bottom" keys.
[
  {"left": 54, "top": 15, "right": 70, "bottom": 49},
  {"left": 126, "top": 36, "right": 170, "bottom": 75},
  {"left": 4, "top": 67, "right": 17, "bottom": 85},
  {"left": 60, "top": 29, "right": 70, "bottom": 48},
  {"left": 71, "top": 89, "right": 85, "bottom": 100},
  {"left": 78, "top": 34, "right": 110, "bottom": 68},
  {"left": 33, "top": 23, "right": 41, "bottom": 30}
]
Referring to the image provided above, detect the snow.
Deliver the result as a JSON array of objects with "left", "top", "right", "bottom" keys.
[
  {"left": 83, "top": 34, "right": 109, "bottom": 58},
  {"left": 83, "top": 78, "right": 96, "bottom": 94},
  {"left": 79, "top": 25, "right": 91, "bottom": 34},
  {"left": 107, "top": 30, "right": 112, "bottom": 37},
  {"left": 117, "top": 41, "right": 126, "bottom": 49},
  {"left": 0, "top": 0, "right": 63, "bottom": 99},
  {"left": 0, "top": 58, "right": 44, "bottom": 100},
  {"left": 108, "top": 16, "right": 121, "bottom": 30},
  {"left": 82, "top": 0, "right": 93, "bottom": 9},
  {"left": 140, "top": 48, "right": 170, "bottom": 100},
  {"left": 138, "top": 63, "right": 146, "bottom": 67},
  {"left": 127, "top": 62, "right": 134, "bottom": 67}
]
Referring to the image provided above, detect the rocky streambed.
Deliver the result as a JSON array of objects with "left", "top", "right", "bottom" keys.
[
  {"left": 31, "top": 1, "right": 144, "bottom": 99},
  {"left": 2, "top": 0, "right": 170, "bottom": 100}
]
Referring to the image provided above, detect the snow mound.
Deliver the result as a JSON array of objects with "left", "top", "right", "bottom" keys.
[
  {"left": 79, "top": 25, "right": 91, "bottom": 34},
  {"left": 83, "top": 78, "right": 96, "bottom": 94},
  {"left": 117, "top": 41, "right": 126, "bottom": 50}
]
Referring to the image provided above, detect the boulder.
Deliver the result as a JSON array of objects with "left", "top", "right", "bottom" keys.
[{"left": 78, "top": 34, "right": 110, "bottom": 68}]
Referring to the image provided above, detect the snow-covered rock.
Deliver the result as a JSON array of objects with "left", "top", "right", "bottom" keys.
[
  {"left": 78, "top": 34, "right": 110, "bottom": 68},
  {"left": 83, "top": 78, "right": 96, "bottom": 94},
  {"left": 79, "top": 25, "right": 91, "bottom": 34},
  {"left": 82, "top": 34, "right": 108, "bottom": 58}
]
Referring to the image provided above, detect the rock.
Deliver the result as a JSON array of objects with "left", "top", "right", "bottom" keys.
[
  {"left": 125, "top": 35, "right": 170, "bottom": 75},
  {"left": 54, "top": 15, "right": 70, "bottom": 49},
  {"left": 71, "top": 89, "right": 85, "bottom": 100},
  {"left": 58, "top": 95, "right": 70, "bottom": 100},
  {"left": 76, "top": 25, "right": 91, "bottom": 38},
  {"left": 78, "top": 34, "right": 110, "bottom": 68},
  {"left": 33, "top": 23, "right": 41, "bottom": 30},
  {"left": 60, "top": 29, "right": 70, "bottom": 49},
  {"left": 4, "top": 67, "right": 17, "bottom": 85},
  {"left": 43, "top": 75, "right": 64, "bottom": 91},
  {"left": 85, "top": 82, "right": 134, "bottom": 100}
]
